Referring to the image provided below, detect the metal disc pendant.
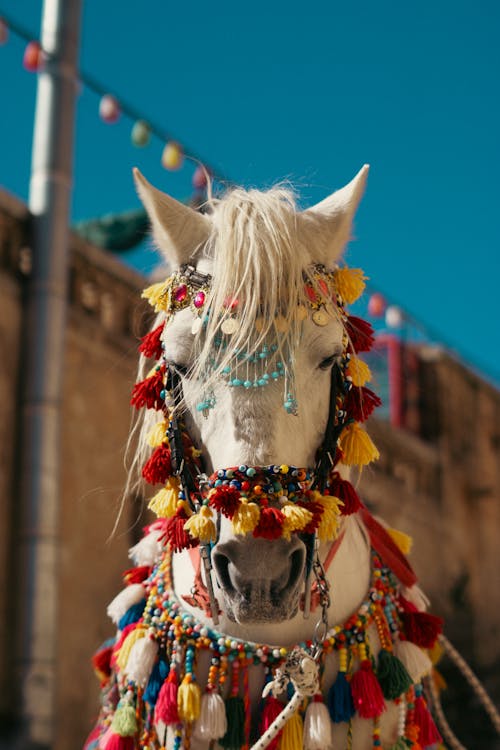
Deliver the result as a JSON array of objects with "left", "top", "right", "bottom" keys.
[
  {"left": 191, "top": 317, "right": 203, "bottom": 335},
  {"left": 312, "top": 309, "right": 329, "bottom": 326},
  {"left": 221, "top": 317, "right": 238, "bottom": 335}
]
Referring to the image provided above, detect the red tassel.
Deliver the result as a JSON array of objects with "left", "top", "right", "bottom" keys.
[
  {"left": 296, "top": 499, "right": 323, "bottom": 534},
  {"left": 154, "top": 669, "right": 180, "bottom": 725},
  {"left": 130, "top": 367, "right": 165, "bottom": 410},
  {"left": 350, "top": 660, "right": 385, "bottom": 719},
  {"left": 91, "top": 645, "right": 113, "bottom": 684},
  {"left": 253, "top": 506, "right": 285, "bottom": 540},
  {"left": 400, "top": 611, "right": 444, "bottom": 649},
  {"left": 259, "top": 696, "right": 285, "bottom": 750},
  {"left": 208, "top": 485, "right": 242, "bottom": 517},
  {"left": 104, "top": 734, "right": 136, "bottom": 750},
  {"left": 414, "top": 695, "right": 442, "bottom": 745},
  {"left": 164, "top": 508, "right": 198, "bottom": 552},
  {"left": 122, "top": 565, "right": 152, "bottom": 585},
  {"left": 138, "top": 323, "right": 165, "bottom": 360},
  {"left": 345, "top": 316, "right": 375, "bottom": 353},
  {"left": 344, "top": 385, "right": 382, "bottom": 423},
  {"left": 141, "top": 444, "right": 172, "bottom": 485},
  {"left": 328, "top": 473, "right": 362, "bottom": 515}
]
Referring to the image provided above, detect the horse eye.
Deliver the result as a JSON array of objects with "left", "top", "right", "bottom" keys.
[
  {"left": 171, "top": 362, "right": 189, "bottom": 377},
  {"left": 318, "top": 354, "right": 338, "bottom": 371}
]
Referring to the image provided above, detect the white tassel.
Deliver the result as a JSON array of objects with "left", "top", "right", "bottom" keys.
[
  {"left": 402, "top": 584, "right": 431, "bottom": 612},
  {"left": 128, "top": 529, "right": 162, "bottom": 566},
  {"left": 125, "top": 635, "right": 159, "bottom": 685},
  {"left": 303, "top": 698, "right": 333, "bottom": 750},
  {"left": 107, "top": 583, "right": 145, "bottom": 624},
  {"left": 193, "top": 691, "right": 228, "bottom": 741},
  {"left": 394, "top": 640, "right": 432, "bottom": 683},
  {"left": 154, "top": 721, "right": 174, "bottom": 748}
]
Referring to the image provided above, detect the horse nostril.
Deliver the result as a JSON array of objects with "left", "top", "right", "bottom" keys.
[
  {"left": 285, "top": 547, "right": 306, "bottom": 592},
  {"left": 212, "top": 551, "right": 233, "bottom": 593}
]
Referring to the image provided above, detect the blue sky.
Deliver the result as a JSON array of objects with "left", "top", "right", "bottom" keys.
[{"left": 0, "top": 0, "right": 499, "bottom": 383}]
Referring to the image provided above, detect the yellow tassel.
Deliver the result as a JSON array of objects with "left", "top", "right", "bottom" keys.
[
  {"left": 334, "top": 267, "right": 367, "bottom": 304},
  {"left": 310, "top": 492, "right": 343, "bottom": 542},
  {"left": 116, "top": 627, "right": 145, "bottom": 671},
  {"left": 232, "top": 500, "right": 260, "bottom": 535},
  {"left": 339, "top": 422, "right": 380, "bottom": 466},
  {"left": 281, "top": 503, "right": 313, "bottom": 539},
  {"left": 184, "top": 505, "right": 217, "bottom": 544},
  {"left": 387, "top": 526, "right": 413, "bottom": 555},
  {"left": 141, "top": 281, "right": 170, "bottom": 312},
  {"left": 429, "top": 640, "right": 444, "bottom": 665},
  {"left": 148, "top": 477, "right": 181, "bottom": 518},
  {"left": 346, "top": 355, "right": 372, "bottom": 387},
  {"left": 147, "top": 420, "right": 169, "bottom": 448},
  {"left": 280, "top": 710, "right": 304, "bottom": 750},
  {"left": 177, "top": 673, "right": 201, "bottom": 722}
]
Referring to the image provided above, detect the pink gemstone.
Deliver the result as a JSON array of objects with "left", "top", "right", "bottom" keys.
[
  {"left": 174, "top": 284, "right": 187, "bottom": 302},
  {"left": 193, "top": 291, "right": 206, "bottom": 308}
]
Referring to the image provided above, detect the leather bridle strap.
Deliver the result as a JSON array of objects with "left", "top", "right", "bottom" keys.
[
  {"left": 311, "top": 362, "right": 344, "bottom": 493},
  {"left": 166, "top": 364, "right": 199, "bottom": 511}
]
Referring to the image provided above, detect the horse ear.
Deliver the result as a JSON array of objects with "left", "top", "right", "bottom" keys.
[
  {"left": 133, "top": 168, "right": 211, "bottom": 267},
  {"left": 301, "top": 164, "right": 369, "bottom": 264}
]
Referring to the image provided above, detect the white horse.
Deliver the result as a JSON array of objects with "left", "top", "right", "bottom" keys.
[{"left": 86, "top": 167, "right": 445, "bottom": 750}]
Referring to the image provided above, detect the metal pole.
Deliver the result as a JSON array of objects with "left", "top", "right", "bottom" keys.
[{"left": 15, "top": 0, "right": 82, "bottom": 746}]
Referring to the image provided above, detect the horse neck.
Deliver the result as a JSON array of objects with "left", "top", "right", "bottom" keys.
[{"left": 171, "top": 514, "right": 372, "bottom": 646}]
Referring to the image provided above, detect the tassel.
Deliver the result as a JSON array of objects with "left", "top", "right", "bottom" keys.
[
  {"left": 344, "top": 386, "right": 382, "bottom": 423},
  {"left": 116, "top": 627, "right": 146, "bottom": 671},
  {"left": 184, "top": 504, "right": 217, "bottom": 544},
  {"left": 346, "top": 355, "right": 372, "bottom": 387},
  {"left": 376, "top": 649, "right": 412, "bottom": 700},
  {"left": 232, "top": 499, "right": 261, "bottom": 535},
  {"left": 311, "top": 492, "right": 342, "bottom": 542},
  {"left": 280, "top": 710, "right": 304, "bottom": 750},
  {"left": 281, "top": 503, "right": 313, "bottom": 539},
  {"left": 345, "top": 315, "right": 375, "bottom": 353},
  {"left": 328, "top": 474, "right": 361, "bottom": 515},
  {"left": 208, "top": 485, "right": 242, "bottom": 517},
  {"left": 414, "top": 695, "right": 442, "bottom": 745},
  {"left": 304, "top": 695, "right": 333, "bottom": 750},
  {"left": 177, "top": 673, "right": 201, "bottom": 722},
  {"left": 107, "top": 584, "right": 145, "bottom": 625},
  {"left": 122, "top": 565, "right": 152, "bottom": 585},
  {"left": 103, "top": 735, "right": 135, "bottom": 750},
  {"left": 163, "top": 505, "right": 198, "bottom": 552},
  {"left": 339, "top": 422, "right": 380, "bottom": 466},
  {"left": 97, "top": 725, "right": 114, "bottom": 750},
  {"left": 128, "top": 529, "right": 162, "bottom": 566},
  {"left": 144, "top": 658, "right": 169, "bottom": 705},
  {"left": 401, "top": 585, "right": 430, "bottom": 613},
  {"left": 193, "top": 690, "right": 228, "bottom": 741},
  {"left": 111, "top": 704, "right": 138, "bottom": 736},
  {"left": 386, "top": 527, "right": 413, "bottom": 555},
  {"left": 327, "top": 670, "right": 355, "bottom": 723},
  {"left": 130, "top": 368, "right": 165, "bottom": 410},
  {"left": 147, "top": 420, "right": 169, "bottom": 448},
  {"left": 253, "top": 505, "right": 285, "bottom": 540},
  {"left": 400, "top": 611, "right": 444, "bottom": 649},
  {"left": 142, "top": 444, "right": 172, "bottom": 485},
  {"left": 125, "top": 635, "right": 159, "bottom": 685},
  {"left": 350, "top": 660, "right": 385, "bottom": 719},
  {"left": 117, "top": 600, "right": 146, "bottom": 630},
  {"left": 111, "top": 623, "right": 136, "bottom": 667},
  {"left": 141, "top": 281, "right": 169, "bottom": 311},
  {"left": 334, "top": 267, "right": 367, "bottom": 304},
  {"left": 259, "top": 696, "right": 285, "bottom": 750},
  {"left": 154, "top": 669, "right": 180, "bottom": 725},
  {"left": 394, "top": 640, "right": 432, "bottom": 683},
  {"left": 148, "top": 478, "right": 181, "bottom": 519},
  {"left": 92, "top": 644, "right": 113, "bottom": 684},
  {"left": 219, "top": 695, "right": 245, "bottom": 749},
  {"left": 139, "top": 322, "right": 165, "bottom": 359}
]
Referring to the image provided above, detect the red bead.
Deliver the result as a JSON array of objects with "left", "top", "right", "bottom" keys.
[
  {"left": 241, "top": 481, "right": 250, "bottom": 491},
  {"left": 193, "top": 291, "right": 206, "bottom": 308},
  {"left": 174, "top": 284, "right": 187, "bottom": 302}
]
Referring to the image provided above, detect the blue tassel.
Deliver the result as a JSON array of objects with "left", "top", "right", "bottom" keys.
[
  {"left": 327, "top": 672, "right": 355, "bottom": 723},
  {"left": 117, "top": 599, "right": 146, "bottom": 630},
  {"left": 144, "top": 658, "right": 169, "bottom": 705}
]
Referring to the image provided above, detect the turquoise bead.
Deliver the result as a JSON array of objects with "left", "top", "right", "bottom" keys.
[
  {"left": 243, "top": 380, "right": 252, "bottom": 388},
  {"left": 231, "top": 378, "right": 242, "bottom": 386}
]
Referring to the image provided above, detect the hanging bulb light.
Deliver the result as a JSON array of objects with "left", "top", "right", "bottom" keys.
[
  {"left": 385, "top": 305, "right": 403, "bottom": 329},
  {"left": 131, "top": 120, "right": 151, "bottom": 147},
  {"left": 23, "top": 41, "right": 43, "bottom": 72},
  {"left": 99, "top": 94, "right": 120, "bottom": 123},
  {"left": 368, "top": 292, "right": 387, "bottom": 318},
  {"left": 0, "top": 18, "right": 8, "bottom": 45},
  {"left": 161, "top": 141, "right": 184, "bottom": 170},
  {"left": 192, "top": 165, "right": 208, "bottom": 190}
]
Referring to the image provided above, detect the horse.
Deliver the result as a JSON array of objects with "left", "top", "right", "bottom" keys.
[{"left": 85, "top": 166, "right": 446, "bottom": 750}]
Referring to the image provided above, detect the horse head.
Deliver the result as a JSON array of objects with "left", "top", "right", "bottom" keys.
[{"left": 134, "top": 165, "right": 369, "bottom": 627}]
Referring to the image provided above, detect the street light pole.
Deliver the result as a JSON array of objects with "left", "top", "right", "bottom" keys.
[{"left": 16, "top": 0, "right": 82, "bottom": 745}]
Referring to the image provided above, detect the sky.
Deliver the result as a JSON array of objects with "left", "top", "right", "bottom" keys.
[{"left": 0, "top": 0, "right": 499, "bottom": 384}]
